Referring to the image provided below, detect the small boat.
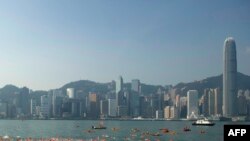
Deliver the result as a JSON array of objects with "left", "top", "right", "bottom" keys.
[
  {"left": 183, "top": 126, "right": 191, "bottom": 132},
  {"left": 102, "top": 134, "right": 109, "bottom": 138},
  {"left": 111, "top": 127, "right": 120, "bottom": 131},
  {"left": 92, "top": 125, "right": 107, "bottom": 129},
  {"left": 192, "top": 118, "right": 215, "bottom": 126},
  {"left": 200, "top": 130, "right": 206, "bottom": 134},
  {"left": 159, "top": 128, "right": 170, "bottom": 133},
  {"left": 92, "top": 121, "right": 107, "bottom": 129},
  {"left": 84, "top": 129, "right": 95, "bottom": 133},
  {"left": 131, "top": 128, "right": 140, "bottom": 133},
  {"left": 151, "top": 132, "right": 162, "bottom": 136}
]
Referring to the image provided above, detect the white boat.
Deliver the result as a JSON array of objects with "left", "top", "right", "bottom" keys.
[
  {"left": 192, "top": 118, "right": 215, "bottom": 126},
  {"left": 133, "top": 116, "right": 144, "bottom": 120}
]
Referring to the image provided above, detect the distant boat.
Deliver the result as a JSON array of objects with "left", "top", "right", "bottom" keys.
[
  {"left": 84, "top": 129, "right": 95, "bottom": 133},
  {"left": 183, "top": 126, "right": 191, "bottom": 132},
  {"left": 92, "top": 121, "right": 107, "bottom": 129},
  {"left": 200, "top": 130, "right": 206, "bottom": 134},
  {"left": 151, "top": 132, "right": 162, "bottom": 136},
  {"left": 131, "top": 128, "right": 140, "bottom": 133},
  {"left": 159, "top": 128, "right": 170, "bottom": 133},
  {"left": 111, "top": 127, "right": 119, "bottom": 131},
  {"left": 133, "top": 116, "right": 144, "bottom": 120},
  {"left": 192, "top": 118, "right": 215, "bottom": 126},
  {"left": 92, "top": 125, "right": 107, "bottom": 129}
]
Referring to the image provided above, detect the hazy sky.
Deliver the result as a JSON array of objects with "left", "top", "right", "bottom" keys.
[{"left": 0, "top": 0, "right": 249, "bottom": 90}]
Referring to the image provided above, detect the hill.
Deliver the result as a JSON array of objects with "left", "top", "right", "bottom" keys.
[
  {"left": 0, "top": 72, "right": 249, "bottom": 99},
  {"left": 174, "top": 72, "right": 250, "bottom": 97}
]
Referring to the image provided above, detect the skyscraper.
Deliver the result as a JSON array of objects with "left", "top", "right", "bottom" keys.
[
  {"left": 116, "top": 76, "right": 123, "bottom": 94},
  {"left": 131, "top": 79, "right": 140, "bottom": 93},
  {"left": 187, "top": 90, "right": 198, "bottom": 119},
  {"left": 52, "top": 89, "right": 63, "bottom": 117},
  {"left": 108, "top": 99, "right": 116, "bottom": 117},
  {"left": 20, "top": 87, "right": 30, "bottom": 115},
  {"left": 88, "top": 92, "right": 99, "bottom": 118},
  {"left": 40, "top": 95, "right": 51, "bottom": 118},
  {"left": 116, "top": 76, "right": 123, "bottom": 110},
  {"left": 223, "top": 37, "right": 237, "bottom": 117},
  {"left": 208, "top": 90, "right": 215, "bottom": 116},
  {"left": 214, "top": 88, "right": 222, "bottom": 115},
  {"left": 202, "top": 89, "right": 209, "bottom": 117}
]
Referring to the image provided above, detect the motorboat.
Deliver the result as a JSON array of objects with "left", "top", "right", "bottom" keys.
[{"left": 192, "top": 118, "right": 215, "bottom": 126}]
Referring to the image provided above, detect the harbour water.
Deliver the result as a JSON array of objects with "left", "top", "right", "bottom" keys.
[{"left": 0, "top": 120, "right": 249, "bottom": 141}]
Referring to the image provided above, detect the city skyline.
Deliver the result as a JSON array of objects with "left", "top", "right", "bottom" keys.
[{"left": 0, "top": 0, "right": 250, "bottom": 90}]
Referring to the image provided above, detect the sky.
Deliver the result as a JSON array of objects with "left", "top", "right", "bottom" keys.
[{"left": 0, "top": 0, "right": 249, "bottom": 90}]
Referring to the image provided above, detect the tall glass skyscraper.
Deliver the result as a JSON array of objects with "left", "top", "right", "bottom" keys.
[
  {"left": 223, "top": 37, "right": 237, "bottom": 117},
  {"left": 131, "top": 79, "right": 140, "bottom": 93},
  {"left": 116, "top": 76, "right": 123, "bottom": 108},
  {"left": 116, "top": 76, "right": 123, "bottom": 94},
  {"left": 187, "top": 90, "right": 198, "bottom": 119}
]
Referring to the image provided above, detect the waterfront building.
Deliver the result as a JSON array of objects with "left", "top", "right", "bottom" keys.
[
  {"left": 20, "top": 87, "right": 30, "bottom": 115},
  {"left": 237, "top": 90, "right": 247, "bottom": 115},
  {"left": 170, "top": 106, "right": 179, "bottom": 119},
  {"left": 100, "top": 100, "right": 109, "bottom": 117},
  {"left": 40, "top": 95, "right": 51, "bottom": 118},
  {"left": 0, "top": 101, "right": 7, "bottom": 118},
  {"left": 88, "top": 93, "right": 100, "bottom": 118},
  {"left": 164, "top": 106, "right": 171, "bottom": 119},
  {"left": 52, "top": 89, "right": 63, "bottom": 117},
  {"left": 117, "top": 105, "right": 128, "bottom": 117},
  {"left": 156, "top": 110, "right": 163, "bottom": 119},
  {"left": 30, "top": 99, "right": 37, "bottom": 116},
  {"left": 208, "top": 90, "right": 215, "bottom": 116},
  {"left": 214, "top": 88, "right": 222, "bottom": 115},
  {"left": 157, "top": 88, "right": 164, "bottom": 110},
  {"left": 108, "top": 99, "right": 116, "bottom": 117},
  {"left": 202, "top": 89, "right": 209, "bottom": 116},
  {"left": 187, "top": 90, "right": 198, "bottom": 119},
  {"left": 129, "top": 91, "right": 140, "bottom": 117},
  {"left": 179, "top": 96, "right": 187, "bottom": 118}
]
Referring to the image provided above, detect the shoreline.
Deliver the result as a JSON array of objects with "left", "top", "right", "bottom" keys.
[{"left": 0, "top": 118, "right": 249, "bottom": 122}]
